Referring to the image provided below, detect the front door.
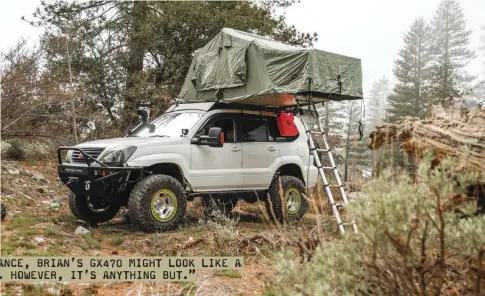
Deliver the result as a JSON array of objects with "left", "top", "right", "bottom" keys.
[
  {"left": 190, "top": 114, "right": 242, "bottom": 191},
  {"left": 239, "top": 115, "right": 281, "bottom": 190}
]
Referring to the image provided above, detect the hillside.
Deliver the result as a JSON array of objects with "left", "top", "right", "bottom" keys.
[{"left": 0, "top": 160, "right": 335, "bottom": 296}]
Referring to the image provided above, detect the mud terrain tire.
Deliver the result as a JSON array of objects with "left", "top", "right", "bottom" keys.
[
  {"left": 128, "top": 174, "right": 186, "bottom": 232},
  {"left": 265, "top": 175, "right": 309, "bottom": 223},
  {"left": 68, "top": 192, "right": 120, "bottom": 223}
]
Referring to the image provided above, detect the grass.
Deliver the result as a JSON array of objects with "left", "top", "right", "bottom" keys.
[
  {"left": 17, "top": 228, "right": 40, "bottom": 237},
  {"left": 5, "top": 216, "right": 41, "bottom": 230},
  {"left": 16, "top": 241, "right": 37, "bottom": 249},
  {"left": 111, "top": 236, "right": 125, "bottom": 246},
  {"left": 80, "top": 234, "right": 102, "bottom": 250},
  {"left": 44, "top": 227, "right": 58, "bottom": 237},
  {"left": 214, "top": 270, "right": 243, "bottom": 278},
  {"left": 56, "top": 213, "right": 78, "bottom": 223},
  {"left": 180, "top": 283, "right": 198, "bottom": 296},
  {"left": 1, "top": 242, "right": 16, "bottom": 255}
]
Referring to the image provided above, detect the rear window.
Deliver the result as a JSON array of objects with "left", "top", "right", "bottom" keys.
[
  {"left": 239, "top": 114, "right": 299, "bottom": 142},
  {"left": 241, "top": 119, "right": 270, "bottom": 142}
]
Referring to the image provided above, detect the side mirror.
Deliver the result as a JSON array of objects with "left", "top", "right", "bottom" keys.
[
  {"left": 125, "top": 107, "right": 150, "bottom": 137},
  {"left": 136, "top": 108, "right": 149, "bottom": 124},
  {"left": 196, "top": 127, "right": 224, "bottom": 147}
]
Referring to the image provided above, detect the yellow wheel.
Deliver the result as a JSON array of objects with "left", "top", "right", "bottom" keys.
[
  {"left": 128, "top": 174, "right": 186, "bottom": 232},
  {"left": 150, "top": 189, "right": 178, "bottom": 222}
]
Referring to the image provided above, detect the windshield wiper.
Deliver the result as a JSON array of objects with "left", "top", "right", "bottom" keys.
[{"left": 149, "top": 135, "right": 170, "bottom": 138}]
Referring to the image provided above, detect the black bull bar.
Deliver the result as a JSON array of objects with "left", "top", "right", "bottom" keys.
[{"left": 57, "top": 146, "right": 145, "bottom": 198}]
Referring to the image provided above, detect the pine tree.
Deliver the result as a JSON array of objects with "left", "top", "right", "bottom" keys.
[
  {"left": 471, "top": 24, "right": 485, "bottom": 109},
  {"left": 365, "top": 75, "right": 390, "bottom": 133},
  {"left": 481, "top": 24, "right": 485, "bottom": 71},
  {"left": 386, "top": 18, "right": 433, "bottom": 122},
  {"left": 317, "top": 100, "right": 345, "bottom": 138},
  {"left": 429, "top": 0, "right": 476, "bottom": 103},
  {"left": 342, "top": 100, "right": 364, "bottom": 181}
]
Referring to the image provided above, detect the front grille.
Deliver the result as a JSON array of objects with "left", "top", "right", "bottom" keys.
[{"left": 71, "top": 147, "right": 105, "bottom": 163}]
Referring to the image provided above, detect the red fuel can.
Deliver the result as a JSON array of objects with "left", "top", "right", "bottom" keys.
[{"left": 276, "top": 111, "right": 298, "bottom": 136}]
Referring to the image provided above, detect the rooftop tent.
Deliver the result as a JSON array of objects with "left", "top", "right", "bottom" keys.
[{"left": 178, "top": 28, "right": 363, "bottom": 107}]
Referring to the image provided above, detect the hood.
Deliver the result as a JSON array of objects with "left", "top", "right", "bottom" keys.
[{"left": 76, "top": 136, "right": 182, "bottom": 150}]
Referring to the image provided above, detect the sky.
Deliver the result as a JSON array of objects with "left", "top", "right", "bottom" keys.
[{"left": 1, "top": 0, "right": 484, "bottom": 96}]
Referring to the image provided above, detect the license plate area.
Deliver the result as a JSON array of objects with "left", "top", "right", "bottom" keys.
[{"left": 62, "top": 176, "right": 105, "bottom": 196}]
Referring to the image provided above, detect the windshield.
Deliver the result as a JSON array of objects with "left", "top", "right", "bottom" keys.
[{"left": 133, "top": 111, "right": 205, "bottom": 138}]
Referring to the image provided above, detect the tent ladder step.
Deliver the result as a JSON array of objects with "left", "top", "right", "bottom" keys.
[{"left": 296, "top": 98, "right": 358, "bottom": 234}]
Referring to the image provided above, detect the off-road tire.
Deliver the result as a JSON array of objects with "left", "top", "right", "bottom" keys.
[
  {"left": 68, "top": 192, "right": 120, "bottom": 223},
  {"left": 128, "top": 174, "right": 186, "bottom": 232},
  {"left": 202, "top": 196, "right": 238, "bottom": 219},
  {"left": 265, "top": 175, "right": 309, "bottom": 223}
]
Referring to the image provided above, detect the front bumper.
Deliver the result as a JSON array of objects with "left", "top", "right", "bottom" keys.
[{"left": 58, "top": 146, "right": 145, "bottom": 198}]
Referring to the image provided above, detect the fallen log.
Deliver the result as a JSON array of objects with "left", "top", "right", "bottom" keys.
[{"left": 367, "top": 106, "right": 485, "bottom": 171}]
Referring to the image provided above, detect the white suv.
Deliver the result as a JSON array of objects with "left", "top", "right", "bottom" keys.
[{"left": 58, "top": 102, "right": 318, "bottom": 232}]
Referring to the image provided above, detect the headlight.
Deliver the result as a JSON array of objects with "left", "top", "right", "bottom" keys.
[
  {"left": 99, "top": 146, "right": 137, "bottom": 164},
  {"left": 65, "top": 150, "right": 73, "bottom": 163}
]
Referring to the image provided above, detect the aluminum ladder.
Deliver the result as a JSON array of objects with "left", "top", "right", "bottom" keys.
[{"left": 296, "top": 99, "right": 358, "bottom": 234}]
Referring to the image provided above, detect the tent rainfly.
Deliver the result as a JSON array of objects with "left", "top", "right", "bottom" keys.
[{"left": 178, "top": 28, "right": 363, "bottom": 107}]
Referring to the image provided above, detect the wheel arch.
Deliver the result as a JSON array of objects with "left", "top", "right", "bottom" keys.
[
  {"left": 147, "top": 163, "right": 185, "bottom": 185},
  {"left": 276, "top": 163, "right": 305, "bottom": 185}
]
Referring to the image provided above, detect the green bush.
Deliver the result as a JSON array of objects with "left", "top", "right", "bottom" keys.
[
  {"left": 4, "top": 140, "right": 26, "bottom": 160},
  {"left": 274, "top": 155, "right": 485, "bottom": 295}
]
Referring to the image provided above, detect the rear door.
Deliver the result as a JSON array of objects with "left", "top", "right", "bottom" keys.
[{"left": 239, "top": 115, "right": 281, "bottom": 190}]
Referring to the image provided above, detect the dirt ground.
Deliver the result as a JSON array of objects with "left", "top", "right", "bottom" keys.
[{"left": 0, "top": 160, "right": 337, "bottom": 296}]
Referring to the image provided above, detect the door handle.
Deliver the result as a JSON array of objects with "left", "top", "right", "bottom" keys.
[
  {"left": 267, "top": 146, "right": 277, "bottom": 152},
  {"left": 230, "top": 147, "right": 241, "bottom": 152}
]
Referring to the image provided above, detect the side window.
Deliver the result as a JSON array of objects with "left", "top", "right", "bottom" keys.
[
  {"left": 241, "top": 118, "right": 271, "bottom": 142},
  {"left": 267, "top": 117, "right": 299, "bottom": 142},
  {"left": 198, "top": 116, "right": 236, "bottom": 143}
]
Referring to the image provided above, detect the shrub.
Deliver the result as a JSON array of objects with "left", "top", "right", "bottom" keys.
[
  {"left": 3, "top": 140, "right": 26, "bottom": 160},
  {"left": 274, "top": 155, "right": 485, "bottom": 295}
]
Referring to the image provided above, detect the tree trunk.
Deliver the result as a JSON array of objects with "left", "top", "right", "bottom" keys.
[
  {"left": 367, "top": 106, "right": 485, "bottom": 172},
  {"left": 122, "top": 1, "right": 148, "bottom": 131},
  {"left": 344, "top": 103, "right": 353, "bottom": 182}
]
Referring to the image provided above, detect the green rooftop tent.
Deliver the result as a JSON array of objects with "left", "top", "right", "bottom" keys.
[{"left": 178, "top": 28, "right": 363, "bottom": 107}]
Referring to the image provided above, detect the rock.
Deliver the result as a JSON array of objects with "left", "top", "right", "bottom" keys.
[
  {"left": 75, "top": 226, "right": 90, "bottom": 235},
  {"left": 31, "top": 173, "right": 47, "bottom": 183},
  {"left": 52, "top": 197, "right": 64, "bottom": 206},
  {"left": 7, "top": 169, "right": 19, "bottom": 175},
  {"left": 34, "top": 236, "right": 45, "bottom": 244},
  {"left": 36, "top": 187, "right": 46, "bottom": 194}
]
